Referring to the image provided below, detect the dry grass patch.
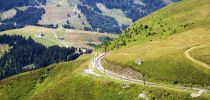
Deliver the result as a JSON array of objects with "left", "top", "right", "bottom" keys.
[{"left": 105, "top": 28, "right": 210, "bottom": 86}]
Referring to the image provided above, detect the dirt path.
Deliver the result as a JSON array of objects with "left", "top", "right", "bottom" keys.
[
  {"left": 184, "top": 43, "right": 210, "bottom": 69},
  {"left": 52, "top": 30, "right": 69, "bottom": 47},
  {"left": 54, "top": 15, "right": 78, "bottom": 25}
]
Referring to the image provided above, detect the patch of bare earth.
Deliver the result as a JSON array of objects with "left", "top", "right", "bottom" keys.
[{"left": 102, "top": 60, "right": 142, "bottom": 80}]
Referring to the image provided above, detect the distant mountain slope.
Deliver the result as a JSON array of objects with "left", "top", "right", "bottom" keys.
[
  {"left": 0, "top": 0, "right": 179, "bottom": 33},
  {"left": 0, "top": 0, "right": 46, "bottom": 12},
  {"left": 0, "top": 0, "right": 46, "bottom": 31}
]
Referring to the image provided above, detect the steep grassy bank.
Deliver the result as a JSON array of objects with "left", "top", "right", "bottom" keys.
[
  {"left": 110, "top": 0, "right": 210, "bottom": 48},
  {"left": 104, "top": 0, "right": 210, "bottom": 87},
  {"left": 0, "top": 55, "right": 90, "bottom": 100},
  {"left": 1, "top": 54, "right": 209, "bottom": 100},
  {"left": 105, "top": 28, "right": 210, "bottom": 86}
]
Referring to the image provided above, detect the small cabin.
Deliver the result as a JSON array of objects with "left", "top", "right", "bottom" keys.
[
  {"left": 59, "top": 37, "right": 64, "bottom": 41},
  {"left": 80, "top": 48, "right": 93, "bottom": 54},
  {"left": 38, "top": 33, "right": 46, "bottom": 37}
]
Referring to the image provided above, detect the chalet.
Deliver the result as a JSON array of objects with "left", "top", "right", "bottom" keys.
[
  {"left": 80, "top": 48, "right": 93, "bottom": 54},
  {"left": 38, "top": 33, "right": 46, "bottom": 37}
]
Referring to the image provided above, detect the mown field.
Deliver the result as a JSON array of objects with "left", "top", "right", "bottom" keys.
[
  {"left": 0, "top": 26, "right": 62, "bottom": 46},
  {"left": 104, "top": 0, "right": 210, "bottom": 87},
  {"left": 0, "top": 26, "right": 116, "bottom": 48},
  {"left": 63, "top": 29, "right": 117, "bottom": 48},
  {"left": 0, "top": 54, "right": 209, "bottom": 100}
]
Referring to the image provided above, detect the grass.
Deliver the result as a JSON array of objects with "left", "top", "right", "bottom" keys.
[
  {"left": 104, "top": 0, "right": 210, "bottom": 87},
  {"left": 39, "top": 0, "right": 91, "bottom": 30},
  {"left": 0, "top": 54, "right": 209, "bottom": 100},
  {"left": 0, "top": 26, "right": 62, "bottom": 46},
  {"left": 109, "top": 0, "right": 210, "bottom": 48},
  {"left": 105, "top": 28, "right": 210, "bottom": 86},
  {"left": 0, "top": 26, "right": 117, "bottom": 48},
  {"left": 0, "top": 54, "right": 91, "bottom": 100},
  {"left": 96, "top": 3, "right": 133, "bottom": 26},
  {"left": 191, "top": 44, "right": 210, "bottom": 65},
  {"left": 1, "top": 0, "right": 210, "bottom": 99},
  {"left": 63, "top": 29, "right": 117, "bottom": 48},
  {"left": 0, "top": 44, "right": 9, "bottom": 58}
]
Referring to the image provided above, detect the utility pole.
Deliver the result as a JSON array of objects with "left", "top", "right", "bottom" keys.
[
  {"left": 92, "top": 51, "right": 94, "bottom": 62},
  {"left": 105, "top": 46, "right": 107, "bottom": 55},
  {"left": 104, "top": 61, "right": 106, "bottom": 74},
  {"left": 143, "top": 73, "right": 146, "bottom": 85}
]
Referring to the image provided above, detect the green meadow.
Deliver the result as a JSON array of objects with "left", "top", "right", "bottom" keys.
[{"left": 104, "top": 0, "right": 210, "bottom": 86}]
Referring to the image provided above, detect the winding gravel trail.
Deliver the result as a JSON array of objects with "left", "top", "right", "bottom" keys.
[
  {"left": 184, "top": 43, "right": 210, "bottom": 69},
  {"left": 90, "top": 52, "right": 210, "bottom": 97}
]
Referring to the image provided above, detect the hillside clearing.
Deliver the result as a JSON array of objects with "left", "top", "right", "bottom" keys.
[
  {"left": 0, "top": 44, "right": 9, "bottom": 57},
  {"left": 0, "top": 26, "right": 116, "bottom": 48}
]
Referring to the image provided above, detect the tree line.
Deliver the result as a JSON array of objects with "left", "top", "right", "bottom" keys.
[
  {"left": 78, "top": 5, "right": 121, "bottom": 34},
  {"left": 0, "top": 35, "right": 80, "bottom": 79},
  {"left": 0, "top": 0, "right": 46, "bottom": 12},
  {"left": 80, "top": 0, "right": 169, "bottom": 22},
  {"left": 0, "top": 0, "right": 46, "bottom": 31},
  {"left": 0, "top": 7, "right": 45, "bottom": 31}
]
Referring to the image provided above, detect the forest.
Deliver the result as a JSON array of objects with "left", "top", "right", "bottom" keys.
[
  {"left": 0, "top": 0, "right": 46, "bottom": 12},
  {"left": 0, "top": 7, "right": 45, "bottom": 31},
  {"left": 0, "top": 0, "right": 46, "bottom": 31},
  {"left": 78, "top": 0, "right": 180, "bottom": 34},
  {"left": 0, "top": 35, "right": 80, "bottom": 79},
  {"left": 78, "top": 5, "right": 121, "bottom": 34},
  {"left": 79, "top": 0, "right": 168, "bottom": 22}
]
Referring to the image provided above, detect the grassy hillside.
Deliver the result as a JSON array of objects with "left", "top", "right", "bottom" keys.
[
  {"left": 63, "top": 29, "right": 116, "bottom": 48},
  {"left": 0, "top": 26, "right": 62, "bottom": 46},
  {"left": 0, "top": 26, "right": 116, "bottom": 48},
  {"left": 1, "top": 0, "right": 210, "bottom": 99},
  {"left": 104, "top": 0, "right": 210, "bottom": 87},
  {"left": 0, "top": 0, "right": 177, "bottom": 33},
  {"left": 111, "top": 0, "right": 210, "bottom": 47},
  {"left": 0, "top": 55, "right": 90, "bottom": 100},
  {"left": 0, "top": 55, "right": 209, "bottom": 100}
]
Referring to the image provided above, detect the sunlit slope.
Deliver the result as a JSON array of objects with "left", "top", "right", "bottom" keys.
[
  {"left": 105, "top": 0, "right": 210, "bottom": 86},
  {"left": 0, "top": 26, "right": 116, "bottom": 47},
  {"left": 0, "top": 26, "right": 62, "bottom": 46},
  {"left": 0, "top": 55, "right": 209, "bottom": 100},
  {"left": 111, "top": 0, "right": 210, "bottom": 46},
  {"left": 0, "top": 55, "right": 90, "bottom": 100}
]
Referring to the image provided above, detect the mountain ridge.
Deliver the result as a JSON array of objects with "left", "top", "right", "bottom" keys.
[{"left": 0, "top": 0, "right": 179, "bottom": 33}]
